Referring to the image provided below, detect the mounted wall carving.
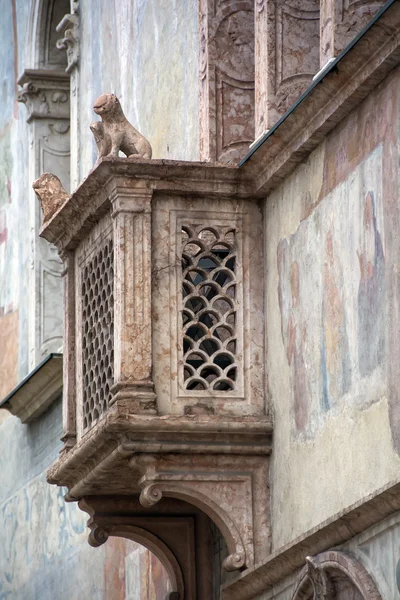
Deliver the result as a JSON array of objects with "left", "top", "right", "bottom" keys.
[
  {"left": 56, "top": 1, "right": 79, "bottom": 74},
  {"left": 291, "top": 551, "right": 383, "bottom": 600},
  {"left": 199, "top": 0, "right": 255, "bottom": 163},
  {"left": 320, "top": 1, "right": 385, "bottom": 67},
  {"left": 255, "top": 0, "right": 320, "bottom": 135},
  {"left": 17, "top": 69, "right": 70, "bottom": 367}
]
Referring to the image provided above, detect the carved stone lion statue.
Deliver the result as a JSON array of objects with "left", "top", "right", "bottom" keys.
[
  {"left": 32, "top": 173, "right": 70, "bottom": 224},
  {"left": 90, "top": 93, "right": 152, "bottom": 160}
]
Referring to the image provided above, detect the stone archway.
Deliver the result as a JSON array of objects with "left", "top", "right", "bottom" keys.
[{"left": 291, "top": 551, "right": 383, "bottom": 600}]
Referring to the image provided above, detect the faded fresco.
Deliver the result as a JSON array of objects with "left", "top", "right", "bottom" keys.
[
  {"left": 0, "top": 400, "right": 171, "bottom": 599},
  {"left": 278, "top": 146, "right": 386, "bottom": 437}
]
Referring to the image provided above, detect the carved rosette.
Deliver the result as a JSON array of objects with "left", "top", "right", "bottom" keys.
[{"left": 56, "top": 2, "right": 80, "bottom": 73}]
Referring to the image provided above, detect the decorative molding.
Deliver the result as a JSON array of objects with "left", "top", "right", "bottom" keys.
[
  {"left": 221, "top": 476, "right": 400, "bottom": 600},
  {"left": 0, "top": 354, "right": 62, "bottom": 423},
  {"left": 17, "top": 69, "right": 70, "bottom": 122},
  {"left": 46, "top": 409, "right": 272, "bottom": 570},
  {"left": 56, "top": 1, "right": 79, "bottom": 73},
  {"left": 17, "top": 68, "right": 70, "bottom": 369},
  {"left": 291, "top": 551, "right": 383, "bottom": 600}
]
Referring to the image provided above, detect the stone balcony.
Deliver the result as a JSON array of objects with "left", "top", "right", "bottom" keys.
[{"left": 40, "top": 157, "right": 272, "bottom": 598}]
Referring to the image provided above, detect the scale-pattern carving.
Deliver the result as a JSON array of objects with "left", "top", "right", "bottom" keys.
[
  {"left": 81, "top": 238, "right": 114, "bottom": 430},
  {"left": 181, "top": 225, "right": 237, "bottom": 392}
]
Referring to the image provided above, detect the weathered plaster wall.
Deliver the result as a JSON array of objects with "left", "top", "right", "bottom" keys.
[
  {"left": 0, "top": 402, "right": 171, "bottom": 599},
  {"left": 0, "top": 0, "right": 33, "bottom": 398},
  {"left": 79, "top": 0, "right": 199, "bottom": 181},
  {"left": 266, "top": 67, "right": 400, "bottom": 550}
]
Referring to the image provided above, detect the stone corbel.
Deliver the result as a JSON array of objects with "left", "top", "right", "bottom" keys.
[
  {"left": 79, "top": 495, "right": 215, "bottom": 599},
  {"left": 17, "top": 70, "right": 70, "bottom": 123},
  {"left": 56, "top": 1, "right": 80, "bottom": 73},
  {"left": 131, "top": 452, "right": 269, "bottom": 571}
]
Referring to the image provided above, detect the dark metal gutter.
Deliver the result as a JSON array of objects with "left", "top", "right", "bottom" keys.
[{"left": 239, "top": 0, "right": 398, "bottom": 167}]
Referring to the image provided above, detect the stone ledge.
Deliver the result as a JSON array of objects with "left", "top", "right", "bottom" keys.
[
  {"left": 221, "top": 478, "right": 400, "bottom": 600},
  {"left": 0, "top": 353, "right": 63, "bottom": 423}
]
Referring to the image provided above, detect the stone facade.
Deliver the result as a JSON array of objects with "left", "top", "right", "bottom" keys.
[{"left": 2, "top": 0, "right": 400, "bottom": 599}]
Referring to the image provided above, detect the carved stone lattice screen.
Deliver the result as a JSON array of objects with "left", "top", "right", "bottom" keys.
[
  {"left": 75, "top": 217, "right": 114, "bottom": 435},
  {"left": 182, "top": 225, "right": 237, "bottom": 392},
  {"left": 152, "top": 195, "right": 264, "bottom": 416},
  {"left": 81, "top": 237, "right": 114, "bottom": 431}
]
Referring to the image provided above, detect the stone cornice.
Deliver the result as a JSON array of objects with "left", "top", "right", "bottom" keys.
[
  {"left": 47, "top": 409, "right": 273, "bottom": 494},
  {"left": 39, "top": 158, "right": 248, "bottom": 250},
  {"left": 17, "top": 69, "right": 70, "bottom": 123},
  {"left": 221, "top": 478, "right": 400, "bottom": 600},
  {"left": 243, "top": 0, "right": 400, "bottom": 195},
  {"left": 0, "top": 353, "right": 62, "bottom": 423}
]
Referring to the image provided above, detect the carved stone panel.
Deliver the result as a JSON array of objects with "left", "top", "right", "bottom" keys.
[
  {"left": 199, "top": 0, "right": 255, "bottom": 163},
  {"left": 17, "top": 70, "right": 70, "bottom": 368},
  {"left": 255, "top": 0, "right": 320, "bottom": 135},
  {"left": 56, "top": 0, "right": 80, "bottom": 74},
  {"left": 320, "top": 0, "right": 385, "bottom": 67},
  {"left": 152, "top": 195, "right": 264, "bottom": 416}
]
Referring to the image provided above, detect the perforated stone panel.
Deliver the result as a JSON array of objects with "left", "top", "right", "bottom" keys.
[
  {"left": 182, "top": 225, "right": 237, "bottom": 391},
  {"left": 81, "top": 237, "right": 114, "bottom": 431}
]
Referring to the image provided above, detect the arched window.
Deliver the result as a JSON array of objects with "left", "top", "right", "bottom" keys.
[{"left": 291, "top": 551, "right": 382, "bottom": 600}]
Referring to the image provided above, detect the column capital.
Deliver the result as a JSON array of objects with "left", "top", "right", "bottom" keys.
[{"left": 17, "top": 69, "right": 70, "bottom": 123}]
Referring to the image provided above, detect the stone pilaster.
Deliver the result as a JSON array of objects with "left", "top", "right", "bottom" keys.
[
  {"left": 60, "top": 250, "right": 76, "bottom": 453},
  {"left": 320, "top": 0, "right": 385, "bottom": 68},
  {"left": 17, "top": 69, "right": 70, "bottom": 368},
  {"left": 110, "top": 182, "right": 156, "bottom": 414},
  {"left": 255, "top": 0, "right": 320, "bottom": 135},
  {"left": 199, "top": 0, "right": 255, "bottom": 163}
]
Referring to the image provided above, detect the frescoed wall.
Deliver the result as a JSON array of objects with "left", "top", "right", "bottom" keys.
[
  {"left": 266, "top": 66, "right": 400, "bottom": 549},
  {"left": 250, "top": 511, "right": 400, "bottom": 600},
  {"left": 277, "top": 146, "right": 384, "bottom": 438},
  {"left": 0, "top": 401, "right": 171, "bottom": 599}
]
